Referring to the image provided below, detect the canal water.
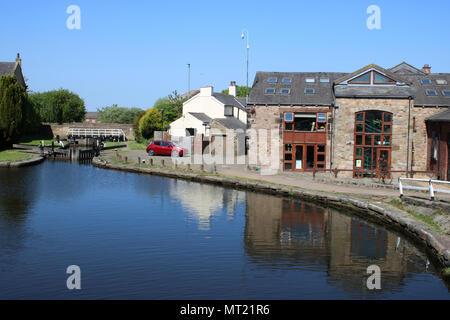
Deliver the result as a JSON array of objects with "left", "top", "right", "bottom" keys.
[{"left": 0, "top": 161, "right": 448, "bottom": 299}]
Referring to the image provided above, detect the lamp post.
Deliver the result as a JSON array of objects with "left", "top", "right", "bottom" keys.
[
  {"left": 241, "top": 29, "right": 249, "bottom": 104},
  {"left": 161, "top": 108, "right": 165, "bottom": 132}
]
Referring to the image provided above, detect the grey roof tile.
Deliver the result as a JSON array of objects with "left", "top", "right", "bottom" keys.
[
  {"left": 188, "top": 112, "right": 212, "bottom": 123},
  {"left": 426, "top": 109, "right": 450, "bottom": 122},
  {"left": 248, "top": 71, "right": 347, "bottom": 106},
  {"left": 0, "top": 62, "right": 16, "bottom": 77},
  {"left": 212, "top": 117, "right": 247, "bottom": 130}
]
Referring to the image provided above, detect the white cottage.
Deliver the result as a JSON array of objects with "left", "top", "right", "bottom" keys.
[{"left": 169, "top": 82, "right": 247, "bottom": 137}]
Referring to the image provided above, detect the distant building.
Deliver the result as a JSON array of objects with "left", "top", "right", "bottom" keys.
[
  {"left": 0, "top": 53, "right": 26, "bottom": 87},
  {"left": 85, "top": 112, "right": 99, "bottom": 124}
]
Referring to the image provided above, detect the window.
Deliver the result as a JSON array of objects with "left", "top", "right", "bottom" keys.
[
  {"left": 442, "top": 90, "right": 450, "bottom": 97},
  {"left": 349, "top": 72, "right": 371, "bottom": 84},
  {"left": 267, "top": 77, "right": 278, "bottom": 83},
  {"left": 354, "top": 111, "right": 393, "bottom": 178},
  {"left": 265, "top": 88, "right": 275, "bottom": 94},
  {"left": 305, "top": 78, "right": 315, "bottom": 83},
  {"left": 373, "top": 72, "right": 395, "bottom": 84},
  {"left": 436, "top": 79, "right": 448, "bottom": 85},
  {"left": 280, "top": 88, "right": 291, "bottom": 94},
  {"left": 304, "top": 88, "right": 315, "bottom": 94},
  {"left": 421, "top": 79, "right": 432, "bottom": 85},
  {"left": 294, "top": 113, "right": 316, "bottom": 131},
  {"left": 426, "top": 90, "right": 438, "bottom": 96},
  {"left": 153, "top": 141, "right": 161, "bottom": 146},
  {"left": 284, "top": 113, "right": 294, "bottom": 122},
  {"left": 282, "top": 78, "right": 292, "bottom": 83},
  {"left": 320, "top": 78, "right": 329, "bottom": 83},
  {"left": 224, "top": 106, "right": 234, "bottom": 116}
]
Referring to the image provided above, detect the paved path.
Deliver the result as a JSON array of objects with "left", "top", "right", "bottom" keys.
[{"left": 104, "top": 147, "right": 450, "bottom": 203}]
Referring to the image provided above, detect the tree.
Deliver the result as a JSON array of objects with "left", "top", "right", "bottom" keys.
[
  {"left": 97, "top": 104, "right": 144, "bottom": 124},
  {"left": 29, "top": 89, "right": 86, "bottom": 124},
  {"left": 133, "top": 110, "right": 146, "bottom": 142},
  {"left": 154, "top": 91, "right": 187, "bottom": 124},
  {"left": 221, "top": 86, "right": 251, "bottom": 98},
  {"left": 139, "top": 107, "right": 163, "bottom": 139},
  {"left": 0, "top": 75, "right": 40, "bottom": 147}
]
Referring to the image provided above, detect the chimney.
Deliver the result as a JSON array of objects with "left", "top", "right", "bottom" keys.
[
  {"left": 16, "top": 53, "right": 22, "bottom": 67},
  {"left": 200, "top": 86, "right": 213, "bottom": 96},
  {"left": 422, "top": 64, "right": 431, "bottom": 74},
  {"left": 229, "top": 81, "right": 237, "bottom": 97}
]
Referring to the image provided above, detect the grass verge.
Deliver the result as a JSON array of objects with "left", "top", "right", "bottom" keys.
[{"left": 0, "top": 150, "right": 32, "bottom": 162}]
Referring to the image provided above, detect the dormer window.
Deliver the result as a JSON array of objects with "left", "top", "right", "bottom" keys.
[
  {"left": 265, "top": 88, "right": 275, "bottom": 94},
  {"left": 224, "top": 106, "right": 234, "bottom": 116},
  {"left": 267, "top": 77, "right": 278, "bottom": 83},
  {"left": 348, "top": 72, "right": 371, "bottom": 84},
  {"left": 280, "top": 88, "right": 291, "bottom": 95},
  {"left": 442, "top": 90, "right": 450, "bottom": 96},
  {"left": 305, "top": 78, "right": 315, "bottom": 83},
  {"left": 320, "top": 78, "right": 329, "bottom": 83},
  {"left": 421, "top": 79, "right": 432, "bottom": 85},
  {"left": 282, "top": 78, "right": 292, "bottom": 83},
  {"left": 436, "top": 79, "right": 448, "bottom": 85},
  {"left": 373, "top": 71, "right": 396, "bottom": 84},
  {"left": 304, "top": 88, "right": 315, "bottom": 94},
  {"left": 426, "top": 90, "right": 438, "bottom": 96}
]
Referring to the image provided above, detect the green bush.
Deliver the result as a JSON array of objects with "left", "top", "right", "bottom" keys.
[{"left": 139, "top": 107, "right": 162, "bottom": 140}]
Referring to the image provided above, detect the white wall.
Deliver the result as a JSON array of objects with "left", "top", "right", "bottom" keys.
[{"left": 169, "top": 113, "right": 206, "bottom": 137}]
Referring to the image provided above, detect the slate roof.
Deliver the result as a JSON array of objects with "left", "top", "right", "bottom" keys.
[
  {"left": 85, "top": 112, "right": 99, "bottom": 119},
  {"left": 213, "top": 93, "right": 247, "bottom": 111},
  {"left": 334, "top": 86, "right": 413, "bottom": 99},
  {"left": 212, "top": 117, "right": 247, "bottom": 130},
  {"left": 426, "top": 109, "right": 450, "bottom": 122},
  {"left": 248, "top": 72, "right": 347, "bottom": 106},
  {"left": 188, "top": 112, "right": 212, "bottom": 124},
  {"left": 0, "top": 62, "right": 17, "bottom": 77},
  {"left": 249, "top": 64, "right": 450, "bottom": 107},
  {"left": 396, "top": 74, "right": 450, "bottom": 107}
]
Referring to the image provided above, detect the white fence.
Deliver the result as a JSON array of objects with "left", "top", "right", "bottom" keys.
[
  {"left": 398, "top": 178, "right": 450, "bottom": 200},
  {"left": 68, "top": 128, "right": 127, "bottom": 141}
]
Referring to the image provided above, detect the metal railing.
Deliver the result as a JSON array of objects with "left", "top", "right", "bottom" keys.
[
  {"left": 398, "top": 178, "right": 450, "bottom": 200},
  {"left": 68, "top": 128, "right": 127, "bottom": 140}
]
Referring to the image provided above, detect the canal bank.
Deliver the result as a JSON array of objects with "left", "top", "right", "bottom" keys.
[
  {"left": 0, "top": 150, "right": 44, "bottom": 168},
  {"left": 92, "top": 155, "right": 450, "bottom": 272}
]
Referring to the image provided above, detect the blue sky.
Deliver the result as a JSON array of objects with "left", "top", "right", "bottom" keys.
[{"left": 1, "top": 0, "right": 450, "bottom": 111}]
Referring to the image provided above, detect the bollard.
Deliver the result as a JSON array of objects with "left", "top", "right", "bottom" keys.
[
  {"left": 150, "top": 158, "right": 153, "bottom": 166},
  {"left": 116, "top": 151, "right": 119, "bottom": 160},
  {"left": 187, "top": 164, "right": 191, "bottom": 171},
  {"left": 124, "top": 156, "right": 128, "bottom": 163},
  {"left": 138, "top": 157, "right": 141, "bottom": 166},
  {"left": 162, "top": 160, "right": 165, "bottom": 167},
  {"left": 200, "top": 164, "right": 204, "bottom": 171}
]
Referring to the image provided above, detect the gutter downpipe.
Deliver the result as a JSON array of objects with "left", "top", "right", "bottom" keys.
[{"left": 406, "top": 96, "right": 413, "bottom": 177}]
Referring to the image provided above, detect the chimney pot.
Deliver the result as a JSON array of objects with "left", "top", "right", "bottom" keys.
[
  {"left": 422, "top": 64, "right": 431, "bottom": 74},
  {"left": 229, "top": 81, "right": 237, "bottom": 97}
]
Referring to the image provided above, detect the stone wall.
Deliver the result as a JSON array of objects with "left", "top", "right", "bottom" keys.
[
  {"left": 248, "top": 105, "right": 283, "bottom": 169},
  {"left": 333, "top": 98, "right": 411, "bottom": 178},
  {"left": 411, "top": 106, "right": 448, "bottom": 174},
  {"left": 46, "top": 123, "right": 135, "bottom": 140}
]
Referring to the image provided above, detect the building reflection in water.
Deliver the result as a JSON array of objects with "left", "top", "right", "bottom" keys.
[
  {"left": 168, "top": 179, "right": 246, "bottom": 230},
  {"left": 244, "top": 192, "right": 435, "bottom": 295}
]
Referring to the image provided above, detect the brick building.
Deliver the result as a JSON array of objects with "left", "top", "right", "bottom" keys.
[{"left": 248, "top": 62, "right": 450, "bottom": 180}]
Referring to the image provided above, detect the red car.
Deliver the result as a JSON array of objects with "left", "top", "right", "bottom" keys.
[{"left": 146, "top": 140, "right": 184, "bottom": 157}]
